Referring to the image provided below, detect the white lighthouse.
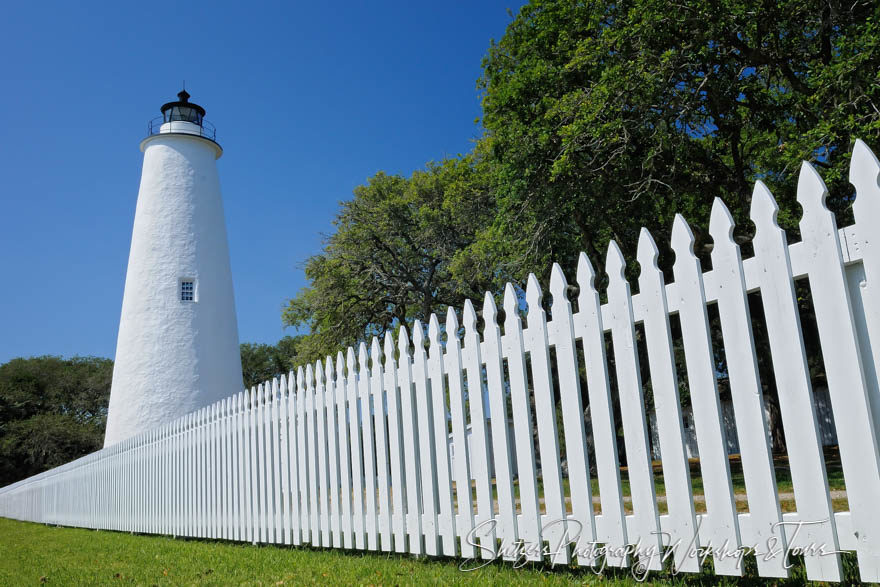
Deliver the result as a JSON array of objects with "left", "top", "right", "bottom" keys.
[{"left": 104, "top": 90, "right": 243, "bottom": 447}]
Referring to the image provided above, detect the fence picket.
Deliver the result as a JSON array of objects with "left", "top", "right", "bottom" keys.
[
  {"left": 397, "top": 328, "right": 423, "bottom": 555},
  {"left": 547, "top": 265, "right": 596, "bottom": 565},
  {"left": 444, "top": 307, "right": 475, "bottom": 558},
  {"left": 358, "top": 343, "right": 379, "bottom": 550},
  {"left": 335, "top": 354, "right": 353, "bottom": 549},
  {"left": 383, "top": 332, "right": 408, "bottom": 553},
  {"left": 606, "top": 242, "right": 663, "bottom": 570},
  {"left": 749, "top": 182, "right": 841, "bottom": 580},
  {"left": 325, "top": 359, "right": 342, "bottom": 548},
  {"left": 428, "top": 315, "right": 458, "bottom": 556},
  {"left": 671, "top": 215, "right": 742, "bottom": 576},
  {"left": 797, "top": 161, "right": 880, "bottom": 581},
  {"left": 412, "top": 321, "right": 440, "bottom": 556},
  {"left": 370, "top": 339, "right": 392, "bottom": 552},
  {"left": 573, "top": 253, "right": 628, "bottom": 567},
  {"left": 461, "top": 300, "right": 496, "bottom": 560},
  {"left": 636, "top": 229, "right": 699, "bottom": 573},
  {"left": 346, "top": 348, "right": 366, "bottom": 550}
]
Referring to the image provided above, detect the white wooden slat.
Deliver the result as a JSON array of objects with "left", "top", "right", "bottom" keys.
[
  {"left": 444, "top": 307, "right": 476, "bottom": 558},
  {"left": 572, "top": 253, "right": 628, "bottom": 567},
  {"left": 636, "top": 230, "right": 700, "bottom": 573},
  {"left": 427, "top": 314, "right": 459, "bottom": 556},
  {"left": 346, "top": 348, "right": 366, "bottom": 550},
  {"left": 287, "top": 372, "right": 301, "bottom": 546},
  {"left": 358, "top": 343, "right": 379, "bottom": 551},
  {"left": 709, "top": 198, "right": 787, "bottom": 578},
  {"left": 258, "top": 385, "right": 270, "bottom": 543},
  {"left": 306, "top": 366, "right": 320, "bottom": 545},
  {"left": 279, "top": 376, "right": 292, "bottom": 545},
  {"left": 397, "top": 328, "right": 423, "bottom": 555},
  {"left": 850, "top": 140, "right": 880, "bottom": 453},
  {"left": 797, "top": 161, "right": 880, "bottom": 581},
  {"left": 751, "top": 181, "right": 842, "bottom": 581},
  {"left": 671, "top": 215, "right": 742, "bottom": 576},
  {"left": 524, "top": 274, "right": 569, "bottom": 565},
  {"left": 325, "top": 358, "right": 342, "bottom": 548},
  {"left": 246, "top": 390, "right": 257, "bottom": 543},
  {"left": 383, "top": 332, "right": 408, "bottom": 553},
  {"left": 482, "top": 293, "right": 518, "bottom": 559},
  {"left": 502, "top": 283, "right": 543, "bottom": 561},
  {"left": 461, "top": 299, "right": 497, "bottom": 560},
  {"left": 315, "top": 362, "right": 331, "bottom": 547},
  {"left": 547, "top": 265, "right": 596, "bottom": 566},
  {"left": 335, "top": 353, "right": 353, "bottom": 549},
  {"left": 270, "top": 381, "right": 282, "bottom": 543},
  {"left": 232, "top": 393, "right": 242, "bottom": 543},
  {"left": 412, "top": 321, "right": 440, "bottom": 556},
  {"left": 370, "top": 339, "right": 392, "bottom": 552},
  {"left": 296, "top": 368, "right": 310, "bottom": 544},
  {"left": 606, "top": 242, "right": 663, "bottom": 570}
]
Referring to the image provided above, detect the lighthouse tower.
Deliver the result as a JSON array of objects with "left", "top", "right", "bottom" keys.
[{"left": 104, "top": 90, "right": 243, "bottom": 447}]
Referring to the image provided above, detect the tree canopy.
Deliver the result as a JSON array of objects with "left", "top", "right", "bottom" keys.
[
  {"left": 283, "top": 155, "right": 497, "bottom": 364},
  {"left": 0, "top": 356, "right": 112, "bottom": 486},
  {"left": 240, "top": 336, "right": 302, "bottom": 389},
  {"left": 477, "top": 0, "right": 880, "bottom": 279}
]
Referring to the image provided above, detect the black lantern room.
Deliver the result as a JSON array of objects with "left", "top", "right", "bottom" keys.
[{"left": 160, "top": 89, "right": 206, "bottom": 126}]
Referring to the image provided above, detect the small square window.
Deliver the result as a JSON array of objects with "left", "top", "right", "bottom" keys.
[{"left": 180, "top": 280, "right": 195, "bottom": 302}]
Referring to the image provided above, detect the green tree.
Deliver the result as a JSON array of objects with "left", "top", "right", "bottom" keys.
[
  {"left": 0, "top": 356, "right": 112, "bottom": 486},
  {"left": 283, "top": 155, "right": 497, "bottom": 364},
  {"left": 240, "top": 335, "right": 303, "bottom": 389},
  {"left": 476, "top": 0, "right": 880, "bottom": 281}
]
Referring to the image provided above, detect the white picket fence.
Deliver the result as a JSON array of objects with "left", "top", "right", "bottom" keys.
[{"left": 3, "top": 142, "right": 880, "bottom": 582}]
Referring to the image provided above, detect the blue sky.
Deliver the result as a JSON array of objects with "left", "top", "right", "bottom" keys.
[{"left": 0, "top": 1, "right": 525, "bottom": 363}]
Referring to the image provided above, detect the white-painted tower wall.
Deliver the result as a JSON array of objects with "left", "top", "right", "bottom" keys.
[{"left": 104, "top": 95, "right": 242, "bottom": 447}]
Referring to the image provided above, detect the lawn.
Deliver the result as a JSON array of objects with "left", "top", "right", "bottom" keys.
[{"left": 0, "top": 517, "right": 862, "bottom": 585}]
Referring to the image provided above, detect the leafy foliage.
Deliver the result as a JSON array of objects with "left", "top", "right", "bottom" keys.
[
  {"left": 0, "top": 356, "right": 112, "bottom": 486},
  {"left": 283, "top": 155, "right": 497, "bottom": 364},
  {"left": 477, "top": 0, "right": 880, "bottom": 280},
  {"left": 239, "top": 336, "right": 302, "bottom": 389}
]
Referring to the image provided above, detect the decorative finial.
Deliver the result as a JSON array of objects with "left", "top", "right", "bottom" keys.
[{"left": 177, "top": 88, "right": 190, "bottom": 103}]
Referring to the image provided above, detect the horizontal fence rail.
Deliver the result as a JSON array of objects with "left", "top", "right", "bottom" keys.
[{"left": 4, "top": 142, "right": 880, "bottom": 582}]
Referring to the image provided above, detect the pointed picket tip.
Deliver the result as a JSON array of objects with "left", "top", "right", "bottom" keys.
[
  {"left": 446, "top": 306, "right": 460, "bottom": 340},
  {"left": 280, "top": 373, "right": 288, "bottom": 393},
  {"left": 358, "top": 341, "right": 369, "bottom": 367},
  {"left": 325, "top": 356, "right": 335, "bottom": 380},
  {"left": 384, "top": 330, "right": 395, "bottom": 358},
  {"left": 576, "top": 251, "right": 596, "bottom": 289},
  {"left": 749, "top": 180, "right": 779, "bottom": 225},
  {"left": 296, "top": 366, "right": 305, "bottom": 388},
  {"left": 398, "top": 325, "right": 411, "bottom": 355},
  {"left": 796, "top": 160, "right": 829, "bottom": 211},
  {"left": 336, "top": 351, "right": 345, "bottom": 375},
  {"left": 503, "top": 282, "right": 518, "bottom": 316},
  {"left": 370, "top": 337, "right": 383, "bottom": 367},
  {"left": 412, "top": 320, "right": 424, "bottom": 347},
  {"left": 315, "top": 360, "right": 324, "bottom": 385},
  {"left": 482, "top": 291, "right": 498, "bottom": 324},
  {"left": 671, "top": 213, "right": 696, "bottom": 257},
  {"left": 346, "top": 346, "right": 356, "bottom": 369},
  {"left": 709, "top": 197, "right": 736, "bottom": 244},
  {"left": 428, "top": 313, "right": 442, "bottom": 342},
  {"left": 605, "top": 239, "right": 626, "bottom": 281},
  {"left": 636, "top": 227, "right": 660, "bottom": 269},
  {"left": 525, "top": 272, "right": 544, "bottom": 312},
  {"left": 462, "top": 299, "right": 477, "bottom": 332},
  {"left": 305, "top": 363, "right": 314, "bottom": 386},
  {"left": 549, "top": 263, "right": 568, "bottom": 299}
]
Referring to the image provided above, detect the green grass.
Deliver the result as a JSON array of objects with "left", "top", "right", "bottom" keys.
[{"left": 0, "top": 517, "right": 863, "bottom": 585}]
